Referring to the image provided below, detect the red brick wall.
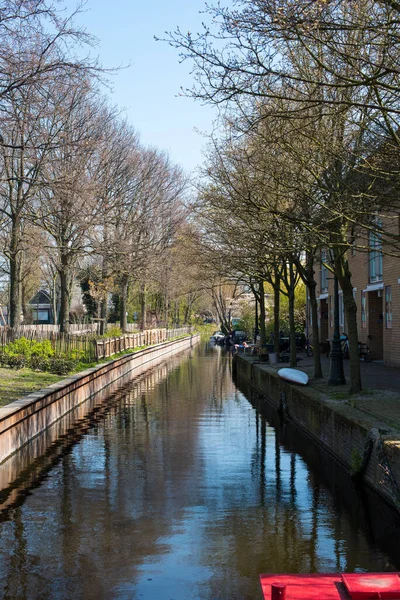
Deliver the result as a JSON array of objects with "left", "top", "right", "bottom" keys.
[{"left": 312, "top": 229, "right": 400, "bottom": 366}]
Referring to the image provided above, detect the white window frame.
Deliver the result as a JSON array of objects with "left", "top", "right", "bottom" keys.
[
  {"left": 369, "top": 227, "right": 383, "bottom": 283},
  {"left": 339, "top": 293, "right": 345, "bottom": 329},
  {"left": 320, "top": 250, "right": 328, "bottom": 293}
]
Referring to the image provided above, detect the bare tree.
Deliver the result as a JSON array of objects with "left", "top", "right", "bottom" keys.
[
  {"left": 0, "top": 0, "right": 106, "bottom": 326},
  {"left": 101, "top": 147, "right": 187, "bottom": 332},
  {"left": 88, "top": 119, "right": 140, "bottom": 333},
  {"left": 0, "top": 1, "right": 99, "bottom": 101},
  {"left": 0, "top": 75, "right": 69, "bottom": 326},
  {"left": 34, "top": 84, "right": 116, "bottom": 332}
]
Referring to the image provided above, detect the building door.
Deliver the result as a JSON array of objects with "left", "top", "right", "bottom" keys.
[
  {"left": 368, "top": 291, "right": 383, "bottom": 360},
  {"left": 319, "top": 299, "right": 329, "bottom": 349}
]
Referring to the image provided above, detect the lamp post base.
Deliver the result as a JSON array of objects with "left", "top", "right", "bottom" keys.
[{"left": 328, "top": 342, "right": 346, "bottom": 385}]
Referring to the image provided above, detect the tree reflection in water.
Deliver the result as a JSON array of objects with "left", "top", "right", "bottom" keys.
[{"left": 0, "top": 343, "right": 398, "bottom": 600}]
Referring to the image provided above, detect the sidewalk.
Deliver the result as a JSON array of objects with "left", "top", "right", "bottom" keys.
[
  {"left": 237, "top": 352, "right": 400, "bottom": 511},
  {"left": 283, "top": 353, "right": 400, "bottom": 431},
  {"left": 296, "top": 354, "right": 400, "bottom": 391}
]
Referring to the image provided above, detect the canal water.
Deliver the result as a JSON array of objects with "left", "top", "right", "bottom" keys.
[{"left": 0, "top": 343, "right": 399, "bottom": 600}]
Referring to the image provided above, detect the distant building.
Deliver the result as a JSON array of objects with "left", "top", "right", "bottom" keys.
[
  {"left": 0, "top": 306, "right": 8, "bottom": 326},
  {"left": 309, "top": 227, "right": 399, "bottom": 366},
  {"left": 28, "top": 290, "right": 54, "bottom": 324}
]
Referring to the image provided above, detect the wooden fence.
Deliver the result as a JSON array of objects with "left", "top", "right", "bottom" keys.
[
  {"left": 94, "top": 328, "right": 191, "bottom": 360},
  {"left": 0, "top": 329, "right": 98, "bottom": 363},
  {"left": 0, "top": 324, "right": 97, "bottom": 335},
  {"left": 0, "top": 326, "right": 192, "bottom": 363}
]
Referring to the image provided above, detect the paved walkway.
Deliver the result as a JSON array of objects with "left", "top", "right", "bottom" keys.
[
  {"left": 239, "top": 351, "right": 400, "bottom": 512},
  {"left": 289, "top": 353, "right": 400, "bottom": 431},
  {"left": 296, "top": 354, "right": 400, "bottom": 392}
]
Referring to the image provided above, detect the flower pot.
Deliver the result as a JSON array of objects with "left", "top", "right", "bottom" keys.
[{"left": 269, "top": 352, "right": 278, "bottom": 364}]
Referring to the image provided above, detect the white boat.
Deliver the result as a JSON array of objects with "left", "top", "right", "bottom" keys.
[{"left": 277, "top": 368, "right": 309, "bottom": 386}]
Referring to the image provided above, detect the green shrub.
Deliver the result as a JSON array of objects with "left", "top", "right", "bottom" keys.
[
  {"left": 4, "top": 337, "right": 54, "bottom": 360},
  {"left": 104, "top": 325, "right": 123, "bottom": 338},
  {"left": 34, "top": 339, "right": 54, "bottom": 358},
  {"left": 70, "top": 349, "right": 85, "bottom": 361},
  {"left": 0, "top": 338, "right": 80, "bottom": 374},
  {"left": 7, "top": 354, "right": 27, "bottom": 369},
  {"left": 4, "top": 337, "right": 33, "bottom": 358},
  {"left": 29, "top": 355, "right": 50, "bottom": 372},
  {"left": 48, "top": 356, "right": 78, "bottom": 375}
]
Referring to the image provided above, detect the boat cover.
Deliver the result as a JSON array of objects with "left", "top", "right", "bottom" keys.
[
  {"left": 260, "top": 573, "right": 400, "bottom": 599},
  {"left": 260, "top": 574, "right": 347, "bottom": 599},
  {"left": 341, "top": 573, "right": 400, "bottom": 599}
]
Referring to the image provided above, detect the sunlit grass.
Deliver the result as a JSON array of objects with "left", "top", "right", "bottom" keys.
[
  {"left": 0, "top": 334, "right": 195, "bottom": 408},
  {"left": 0, "top": 368, "right": 63, "bottom": 407}
]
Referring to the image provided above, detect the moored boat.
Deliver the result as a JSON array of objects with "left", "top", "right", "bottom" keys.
[
  {"left": 260, "top": 573, "right": 400, "bottom": 599},
  {"left": 277, "top": 368, "right": 309, "bottom": 386}
]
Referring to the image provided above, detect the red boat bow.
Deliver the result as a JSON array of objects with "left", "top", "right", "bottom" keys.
[{"left": 260, "top": 573, "right": 400, "bottom": 599}]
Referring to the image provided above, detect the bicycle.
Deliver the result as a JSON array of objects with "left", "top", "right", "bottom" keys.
[
  {"left": 358, "top": 342, "right": 372, "bottom": 362},
  {"left": 326, "top": 334, "right": 349, "bottom": 358},
  {"left": 341, "top": 333, "right": 349, "bottom": 359}
]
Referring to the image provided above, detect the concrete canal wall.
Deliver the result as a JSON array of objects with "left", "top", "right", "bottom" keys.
[
  {"left": 0, "top": 334, "right": 200, "bottom": 465},
  {"left": 235, "top": 355, "right": 400, "bottom": 512}
]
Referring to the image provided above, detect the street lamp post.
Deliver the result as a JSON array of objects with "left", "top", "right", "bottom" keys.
[{"left": 328, "top": 274, "right": 346, "bottom": 385}]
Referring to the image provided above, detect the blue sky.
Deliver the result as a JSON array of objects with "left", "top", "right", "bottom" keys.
[{"left": 65, "top": 0, "right": 224, "bottom": 176}]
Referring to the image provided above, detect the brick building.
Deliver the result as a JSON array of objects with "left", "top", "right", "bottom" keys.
[{"left": 311, "top": 226, "right": 400, "bottom": 367}]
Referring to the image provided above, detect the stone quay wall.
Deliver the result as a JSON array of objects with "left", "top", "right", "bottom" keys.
[
  {"left": 0, "top": 334, "right": 200, "bottom": 465},
  {"left": 235, "top": 355, "right": 400, "bottom": 512}
]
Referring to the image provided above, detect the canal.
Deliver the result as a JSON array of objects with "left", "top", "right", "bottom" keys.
[{"left": 0, "top": 343, "right": 399, "bottom": 600}]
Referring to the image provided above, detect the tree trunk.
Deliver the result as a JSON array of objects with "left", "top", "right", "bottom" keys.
[
  {"left": 212, "top": 288, "right": 230, "bottom": 333},
  {"left": 288, "top": 287, "right": 297, "bottom": 368},
  {"left": 119, "top": 274, "right": 129, "bottom": 332},
  {"left": 100, "top": 230, "right": 108, "bottom": 336},
  {"left": 9, "top": 231, "right": 22, "bottom": 328},
  {"left": 100, "top": 297, "right": 108, "bottom": 335},
  {"left": 254, "top": 293, "right": 259, "bottom": 344},
  {"left": 140, "top": 284, "right": 146, "bottom": 330},
  {"left": 174, "top": 301, "right": 179, "bottom": 326},
  {"left": 258, "top": 279, "right": 267, "bottom": 344},
  {"left": 305, "top": 253, "right": 323, "bottom": 379},
  {"left": 58, "top": 264, "right": 70, "bottom": 333},
  {"left": 309, "top": 283, "right": 323, "bottom": 378},
  {"left": 184, "top": 294, "right": 191, "bottom": 324},
  {"left": 21, "top": 277, "right": 28, "bottom": 323},
  {"left": 339, "top": 270, "right": 362, "bottom": 393},
  {"left": 52, "top": 274, "right": 58, "bottom": 326},
  {"left": 273, "top": 283, "right": 280, "bottom": 354}
]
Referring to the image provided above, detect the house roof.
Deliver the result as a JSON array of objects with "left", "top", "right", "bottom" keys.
[{"left": 28, "top": 290, "right": 51, "bottom": 305}]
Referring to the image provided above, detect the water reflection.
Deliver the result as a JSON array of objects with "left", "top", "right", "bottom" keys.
[{"left": 0, "top": 344, "right": 399, "bottom": 600}]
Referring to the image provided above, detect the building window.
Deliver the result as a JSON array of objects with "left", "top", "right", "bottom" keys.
[
  {"left": 385, "top": 286, "right": 392, "bottom": 329},
  {"left": 369, "top": 228, "right": 383, "bottom": 282},
  {"left": 320, "top": 250, "right": 328, "bottom": 292},
  {"left": 361, "top": 291, "right": 366, "bottom": 328},
  {"left": 321, "top": 266, "right": 328, "bottom": 292},
  {"left": 329, "top": 295, "right": 333, "bottom": 328},
  {"left": 32, "top": 309, "right": 49, "bottom": 322},
  {"left": 339, "top": 293, "right": 345, "bottom": 329}
]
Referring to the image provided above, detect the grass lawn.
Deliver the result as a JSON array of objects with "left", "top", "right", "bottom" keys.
[
  {"left": 0, "top": 368, "right": 63, "bottom": 408},
  {"left": 0, "top": 333, "right": 195, "bottom": 409}
]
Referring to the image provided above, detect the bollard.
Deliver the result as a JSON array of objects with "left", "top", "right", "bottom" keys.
[{"left": 271, "top": 583, "right": 286, "bottom": 600}]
